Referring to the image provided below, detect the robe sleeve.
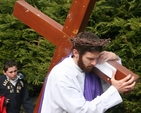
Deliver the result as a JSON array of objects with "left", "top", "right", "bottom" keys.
[{"left": 51, "top": 79, "right": 122, "bottom": 113}]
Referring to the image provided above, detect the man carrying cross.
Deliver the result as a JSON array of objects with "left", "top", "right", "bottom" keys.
[{"left": 39, "top": 32, "right": 135, "bottom": 113}]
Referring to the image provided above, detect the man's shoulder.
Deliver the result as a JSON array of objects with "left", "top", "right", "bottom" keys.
[{"left": 0, "top": 75, "right": 5, "bottom": 78}]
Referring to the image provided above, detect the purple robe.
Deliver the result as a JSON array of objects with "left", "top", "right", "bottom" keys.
[{"left": 84, "top": 72, "right": 103, "bottom": 101}]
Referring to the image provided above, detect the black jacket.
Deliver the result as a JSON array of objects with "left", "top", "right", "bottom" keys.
[{"left": 0, "top": 75, "right": 34, "bottom": 113}]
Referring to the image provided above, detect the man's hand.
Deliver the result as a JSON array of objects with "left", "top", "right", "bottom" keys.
[
  {"left": 97, "top": 51, "right": 119, "bottom": 64},
  {"left": 4, "top": 98, "right": 9, "bottom": 106},
  {"left": 111, "top": 71, "right": 136, "bottom": 93}
]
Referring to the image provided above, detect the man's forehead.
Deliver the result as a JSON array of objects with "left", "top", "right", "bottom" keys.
[
  {"left": 83, "top": 51, "right": 100, "bottom": 57},
  {"left": 7, "top": 66, "right": 17, "bottom": 71}
]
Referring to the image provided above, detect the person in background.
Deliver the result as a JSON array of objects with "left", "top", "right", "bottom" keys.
[
  {"left": 40, "top": 32, "right": 136, "bottom": 113},
  {"left": 0, "top": 60, "right": 34, "bottom": 113}
]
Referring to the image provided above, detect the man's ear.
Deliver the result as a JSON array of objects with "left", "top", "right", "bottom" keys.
[
  {"left": 3, "top": 70, "right": 6, "bottom": 75},
  {"left": 72, "top": 49, "right": 79, "bottom": 57}
]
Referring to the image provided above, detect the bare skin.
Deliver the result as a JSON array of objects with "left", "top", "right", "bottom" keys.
[
  {"left": 111, "top": 72, "right": 135, "bottom": 93},
  {"left": 97, "top": 51, "right": 119, "bottom": 64},
  {"left": 3, "top": 66, "right": 18, "bottom": 80}
]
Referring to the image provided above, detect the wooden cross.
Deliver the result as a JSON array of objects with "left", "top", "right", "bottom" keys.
[
  {"left": 13, "top": 0, "right": 139, "bottom": 112},
  {"left": 13, "top": 0, "right": 97, "bottom": 112}
]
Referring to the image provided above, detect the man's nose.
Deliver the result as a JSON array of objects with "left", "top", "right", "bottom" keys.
[
  {"left": 91, "top": 60, "right": 97, "bottom": 66},
  {"left": 11, "top": 72, "right": 17, "bottom": 75}
]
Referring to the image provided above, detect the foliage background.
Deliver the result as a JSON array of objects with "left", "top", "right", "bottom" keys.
[{"left": 0, "top": 0, "right": 141, "bottom": 112}]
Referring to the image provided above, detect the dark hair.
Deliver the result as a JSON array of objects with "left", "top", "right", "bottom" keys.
[
  {"left": 70, "top": 32, "right": 110, "bottom": 55},
  {"left": 3, "top": 60, "right": 17, "bottom": 72}
]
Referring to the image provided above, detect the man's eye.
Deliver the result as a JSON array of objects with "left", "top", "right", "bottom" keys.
[
  {"left": 88, "top": 58, "right": 96, "bottom": 61},
  {"left": 9, "top": 70, "right": 17, "bottom": 73}
]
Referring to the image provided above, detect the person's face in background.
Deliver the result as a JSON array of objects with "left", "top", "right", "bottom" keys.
[
  {"left": 3, "top": 66, "right": 18, "bottom": 80},
  {"left": 78, "top": 51, "right": 100, "bottom": 73}
]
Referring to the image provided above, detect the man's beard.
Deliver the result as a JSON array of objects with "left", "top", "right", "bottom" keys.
[{"left": 77, "top": 56, "right": 93, "bottom": 73}]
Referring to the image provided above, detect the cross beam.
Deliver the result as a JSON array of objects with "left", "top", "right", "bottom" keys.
[
  {"left": 13, "top": 0, "right": 97, "bottom": 112},
  {"left": 13, "top": 0, "right": 97, "bottom": 70},
  {"left": 13, "top": 0, "right": 139, "bottom": 113}
]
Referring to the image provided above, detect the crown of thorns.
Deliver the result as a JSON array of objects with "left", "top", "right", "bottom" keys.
[{"left": 70, "top": 37, "right": 111, "bottom": 47}]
